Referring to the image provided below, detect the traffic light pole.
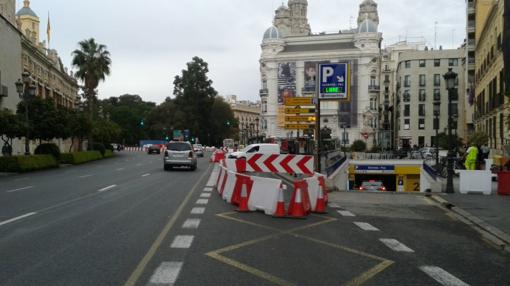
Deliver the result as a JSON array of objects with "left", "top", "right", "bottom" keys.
[{"left": 315, "top": 97, "right": 321, "bottom": 173}]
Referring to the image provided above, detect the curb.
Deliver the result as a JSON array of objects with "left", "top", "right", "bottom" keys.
[{"left": 430, "top": 195, "right": 510, "bottom": 252}]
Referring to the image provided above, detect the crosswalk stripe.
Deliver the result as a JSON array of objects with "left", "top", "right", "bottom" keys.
[
  {"left": 148, "top": 261, "right": 183, "bottom": 285},
  {"left": 196, "top": 199, "right": 209, "bottom": 205},
  {"left": 354, "top": 222, "right": 380, "bottom": 231},
  {"left": 182, "top": 218, "right": 201, "bottom": 229},
  {"left": 379, "top": 238, "right": 414, "bottom": 252},
  {"left": 337, "top": 210, "right": 356, "bottom": 217},
  {"left": 170, "top": 235, "right": 194, "bottom": 249},
  {"left": 190, "top": 207, "right": 205, "bottom": 214}
]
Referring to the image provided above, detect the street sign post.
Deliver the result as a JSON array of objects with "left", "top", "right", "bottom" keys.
[{"left": 318, "top": 63, "right": 350, "bottom": 100}]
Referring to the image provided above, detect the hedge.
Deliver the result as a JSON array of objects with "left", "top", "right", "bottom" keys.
[
  {"left": 59, "top": 151, "right": 103, "bottom": 165},
  {"left": 103, "top": 150, "right": 114, "bottom": 158},
  {"left": 0, "top": 155, "right": 58, "bottom": 173}
]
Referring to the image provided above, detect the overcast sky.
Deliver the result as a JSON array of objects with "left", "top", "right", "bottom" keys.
[{"left": 24, "top": 0, "right": 466, "bottom": 104}]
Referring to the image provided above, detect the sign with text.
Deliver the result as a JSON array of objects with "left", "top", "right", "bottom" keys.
[
  {"left": 285, "top": 107, "right": 316, "bottom": 114},
  {"left": 285, "top": 97, "right": 314, "bottom": 106},
  {"left": 355, "top": 165, "right": 395, "bottom": 174},
  {"left": 318, "top": 63, "right": 350, "bottom": 100},
  {"left": 285, "top": 116, "right": 316, "bottom": 122},
  {"left": 285, "top": 124, "right": 315, "bottom": 130}
]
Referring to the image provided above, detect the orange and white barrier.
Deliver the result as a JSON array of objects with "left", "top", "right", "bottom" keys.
[
  {"left": 210, "top": 150, "right": 226, "bottom": 163},
  {"left": 305, "top": 173, "right": 329, "bottom": 213},
  {"left": 125, "top": 147, "right": 144, "bottom": 151},
  {"left": 287, "top": 180, "right": 311, "bottom": 218}
]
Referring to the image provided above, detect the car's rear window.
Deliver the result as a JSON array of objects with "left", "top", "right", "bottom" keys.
[{"left": 166, "top": 143, "right": 191, "bottom": 151}]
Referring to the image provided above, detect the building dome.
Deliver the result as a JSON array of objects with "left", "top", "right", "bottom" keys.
[
  {"left": 16, "top": 0, "right": 38, "bottom": 18},
  {"left": 358, "top": 18, "right": 378, "bottom": 33},
  {"left": 263, "top": 26, "right": 281, "bottom": 40}
]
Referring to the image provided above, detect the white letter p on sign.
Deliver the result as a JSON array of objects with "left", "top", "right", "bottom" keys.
[{"left": 322, "top": 67, "right": 334, "bottom": 83}]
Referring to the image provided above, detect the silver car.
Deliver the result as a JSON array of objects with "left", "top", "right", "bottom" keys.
[
  {"left": 193, "top": 144, "right": 204, "bottom": 157},
  {"left": 164, "top": 142, "right": 197, "bottom": 171}
]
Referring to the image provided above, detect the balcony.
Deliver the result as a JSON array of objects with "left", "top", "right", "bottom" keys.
[
  {"left": 467, "top": 39, "right": 475, "bottom": 51},
  {"left": 368, "top": 85, "right": 380, "bottom": 92},
  {"left": 467, "top": 20, "right": 475, "bottom": 33},
  {"left": 259, "top": 88, "right": 268, "bottom": 97}
]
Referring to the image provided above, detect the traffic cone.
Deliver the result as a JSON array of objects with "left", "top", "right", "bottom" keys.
[
  {"left": 236, "top": 183, "right": 250, "bottom": 212},
  {"left": 273, "top": 184, "right": 287, "bottom": 218},
  {"left": 287, "top": 187, "right": 307, "bottom": 219},
  {"left": 313, "top": 184, "right": 327, "bottom": 214}
]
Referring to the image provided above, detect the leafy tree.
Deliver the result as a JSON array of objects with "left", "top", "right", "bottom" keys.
[
  {"left": 208, "top": 97, "right": 237, "bottom": 146},
  {"left": 67, "top": 110, "right": 91, "bottom": 151},
  {"left": 351, "top": 140, "right": 367, "bottom": 152},
  {"left": 17, "top": 97, "right": 61, "bottom": 142},
  {"left": 467, "top": 132, "right": 488, "bottom": 146},
  {"left": 0, "top": 109, "right": 24, "bottom": 155},
  {"left": 92, "top": 119, "right": 122, "bottom": 144},
  {"left": 173, "top": 57, "right": 217, "bottom": 145},
  {"left": 72, "top": 38, "right": 112, "bottom": 148},
  {"left": 436, "top": 132, "right": 463, "bottom": 150}
]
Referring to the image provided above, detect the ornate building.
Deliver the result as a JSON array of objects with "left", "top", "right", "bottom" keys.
[{"left": 260, "top": 0, "right": 382, "bottom": 147}]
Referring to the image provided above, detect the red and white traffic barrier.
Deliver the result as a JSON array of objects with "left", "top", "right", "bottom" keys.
[
  {"left": 287, "top": 180, "right": 311, "bottom": 218},
  {"left": 221, "top": 154, "right": 314, "bottom": 175},
  {"left": 210, "top": 150, "right": 225, "bottom": 163},
  {"left": 125, "top": 147, "right": 144, "bottom": 151},
  {"left": 305, "top": 173, "right": 328, "bottom": 213}
]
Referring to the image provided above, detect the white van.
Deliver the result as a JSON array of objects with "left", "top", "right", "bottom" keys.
[{"left": 228, "top": 143, "right": 280, "bottom": 159}]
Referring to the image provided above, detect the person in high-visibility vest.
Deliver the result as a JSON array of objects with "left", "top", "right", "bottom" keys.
[{"left": 464, "top": 144, "right": 478, "bottom": 170}]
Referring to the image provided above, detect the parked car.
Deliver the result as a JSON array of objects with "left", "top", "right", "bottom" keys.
[
  {"left": 148, "top": 144, "right": 162, "bottom": 154},
  {"left": 193, "top": 144, "right": 204, "bottom": 157},
  {"left": 358, "top": 180, "right": 387, "bottom": 191},
  {"left": 164, "top": 141, "right": 197, "bottom": 171},
  {"left": 228, "top": 143, "right": 280, "bottom": 159}
]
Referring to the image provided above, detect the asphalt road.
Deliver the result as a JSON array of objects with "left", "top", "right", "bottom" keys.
[{"left": 1, "top": 152, "right": 509, "bottom": 286}]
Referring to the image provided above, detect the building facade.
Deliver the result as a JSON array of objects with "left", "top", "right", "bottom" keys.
[
  {"left": 260, "top": 0, "right": 382, "bottom": 148},
  {"left": 224, "top": 95, "right": 261, "bottom": 145},
  {"left": 0, "top": 13, "right": 22, "bottom": 111},
  {"left": 473, "top": 0, "right": 506, "bottom": 149},
  {"left": 395, "top": 48, "right": 466, "bottom": 148}
]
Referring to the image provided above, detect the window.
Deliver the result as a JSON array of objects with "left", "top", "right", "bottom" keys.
[
  {"left": 404, "top": 105, "right": 410, "bottom": 117},
  {"left": 385, "top": 75, "right": 390, "bottom": 82},
  {"left": 434, "top": 74, "right": 441, "bottom": 87},
  {"left": 448, "top": 58, "right": 458, "bottom": 66},
  {"left": 434, "top": 59, "right": 441, "bottom": 67},
  {"left": 419, "top": 104, "right": 426, "bottom": 116},
  {"left": 418, "top": 136, "right": 425, "bottom": 147},
  {"left": 419, "top": 60, "right": 426, "bottom": 67},
  {"left": 403, "top": 90, "right": 410, "bottom": 102},
  {"left": 419, "top": 119, "right": 425, "bottom": 130},
  {"left": 370, "top": 75, "right": 376, "bottom": 86},
  {"left": 434, "top": 89, "right": 441, "bottom": 101},
  {"left": 404, "top": 75, "right": 411, "bottom": 87},
  {"left": 404, "top": 119, "right": 410, "bottom": 130},
  {"left": 419, "top": 75, "right": 426, "bottom": 87},
  {"left": 262, "top": 100, "right": 267, "bottom": 113},
  {"left": 247, "top": 146, "right": 260, "bottom": 153},
  {"left": 419, "top": 89, "right": 426, "bottom": 101},
  {"left": 405, "top": 61, "right": 411, "bottom": 68}
]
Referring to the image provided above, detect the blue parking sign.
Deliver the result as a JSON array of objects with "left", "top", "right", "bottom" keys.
[{"left": 318, "top": 63, "right": 350, "bottom": 100}]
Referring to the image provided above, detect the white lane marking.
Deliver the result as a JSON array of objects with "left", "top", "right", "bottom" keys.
[
  {"left": 354, "top": 222, "right": 380, "bottom": 231},
  {"left": 79, "top": 174, "right": 93, "bottom": 178},
  {"left": 420, "top": 266, "right": 470, "bottom": 286},
  {"left": 337, "top": 210, "right": 356, "bottom": 217},
  {"left": 148, "top": 261, "right": 183, "bottom": 285},
  {"left": 379, "top": 238, "right": 415, "bottom": 252},
  {"left": 191, "top": 207, "right": 205, "bottom": 214},
  {"left": 182, "top": 218, "right": 201, "bottom": 229},
  {"left": 98, "top": 185, "right": 117, "bottom": 193},
  {"left": 200, "top": 193, "right": 211, "bottom": 198},
  {"left": 0, "top": 212, "right": 37, "bottom": 227},
  {"left": 328, "top": 203, "right": 341, "bottom": 208},
  {"left": 196, "top": 199, "right": 209, "bottom": 205},
  {"left": 116, "top": 168, "right": 125, "bottom": 171},
  {"left": 136, "top": 163, "right": 142, "bottom": 167},
  {"left": 203, "top": 187, "right": 213, "bottom": 192},
  {"left": 170, "top": 235, "right": 194, "bottom": 249},
  {"left": 5, "top": 186, "right": 34, "bottom": 193},
  {"left": 142, "top": 173, "right": 151, "bottom": 177}
]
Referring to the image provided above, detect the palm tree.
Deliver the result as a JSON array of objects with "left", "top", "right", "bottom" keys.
[{"left": 71, "top": 38, "right": 111, "bottom": 150}]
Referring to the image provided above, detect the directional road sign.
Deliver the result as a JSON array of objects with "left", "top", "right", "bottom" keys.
[
  {"left": 285, "top": 116, "right": 316, "bottom": 122},
  {"left": 285, "top": 97, "right": 314, "bottom": 106},
  {"left": 285, "top": 124, "right": 315, "bottom": 130},
  {"left": 285, "top": 107, "right": 316, "bottom": 114},
  {"left": 319, "top": 63, "right": 350, "bottom": 100}
]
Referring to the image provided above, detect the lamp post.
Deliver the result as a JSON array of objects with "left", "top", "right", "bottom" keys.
[
  {"left": 443, "top": 68, "right": 458, "bottom": 194},
  {"left": 433, "top": 101, "right": 441, "bottom": 169},
  {"left": 255, "top": 118, "right": 260, "bottom": 143},
  {"left": 249, "top": 122, "right": 254, "bottom": 144},
  {"left": 15, "top": 72, "right": 37, "bottom": 156}
]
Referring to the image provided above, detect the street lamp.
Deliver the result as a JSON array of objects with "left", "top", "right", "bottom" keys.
[
  {"left": 255, "top": 118, "right": 260, "bottom": 143},
  {"left": 443, "top": 68, "right": 458, "bottom": 194},
  {"left": 433, "top": 101, "right": 441, "bottom": 169},
  {"left": 15, "top": 72, "right": 37, "bottom": 155}
]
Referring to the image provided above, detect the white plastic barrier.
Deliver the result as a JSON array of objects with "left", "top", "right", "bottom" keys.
[
  {"left": 457, "top": 170, "right": 492, "bottom": 195},
  {"left": 222, "top": 170, "right": 238, "bottom": 203},
  {"left": 248, "top": 175, "right": 282, "bottom": 215},
  {"left": 305, "top": 176, "right": 321, "bottom": 211},
  {"left": 223, "top": 158, "right": 238, "bottom": 171}
]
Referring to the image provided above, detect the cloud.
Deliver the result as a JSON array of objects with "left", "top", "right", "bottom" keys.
[{"left": 29, "top": 0, "right": 466, "bottom": 104}]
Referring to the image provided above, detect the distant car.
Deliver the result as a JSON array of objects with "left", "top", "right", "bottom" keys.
[
  {"left": 164, "top": 141, "right": 197, "bottom": 171},
  {"left": 148, "top": 144, "right": 162, "bottom": 154},
  {"left": 193, "top": 144, "right": 204, "bottom": 157},
  {"left": 358, "top": 180, "right": 387, "bottom": 191},
  {"left": 228, "top": 143, "right": 280, "bottom": 159}
]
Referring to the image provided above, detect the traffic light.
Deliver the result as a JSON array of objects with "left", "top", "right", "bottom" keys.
[
  {"left": 165, "top": 135, "right": 170, "bottom": 141},
  {"left": 140, "top": 119, "right": 144, "bottom": 127},
  {"left": 226, "top": 120, "right": 231, "bottom": 127}
]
